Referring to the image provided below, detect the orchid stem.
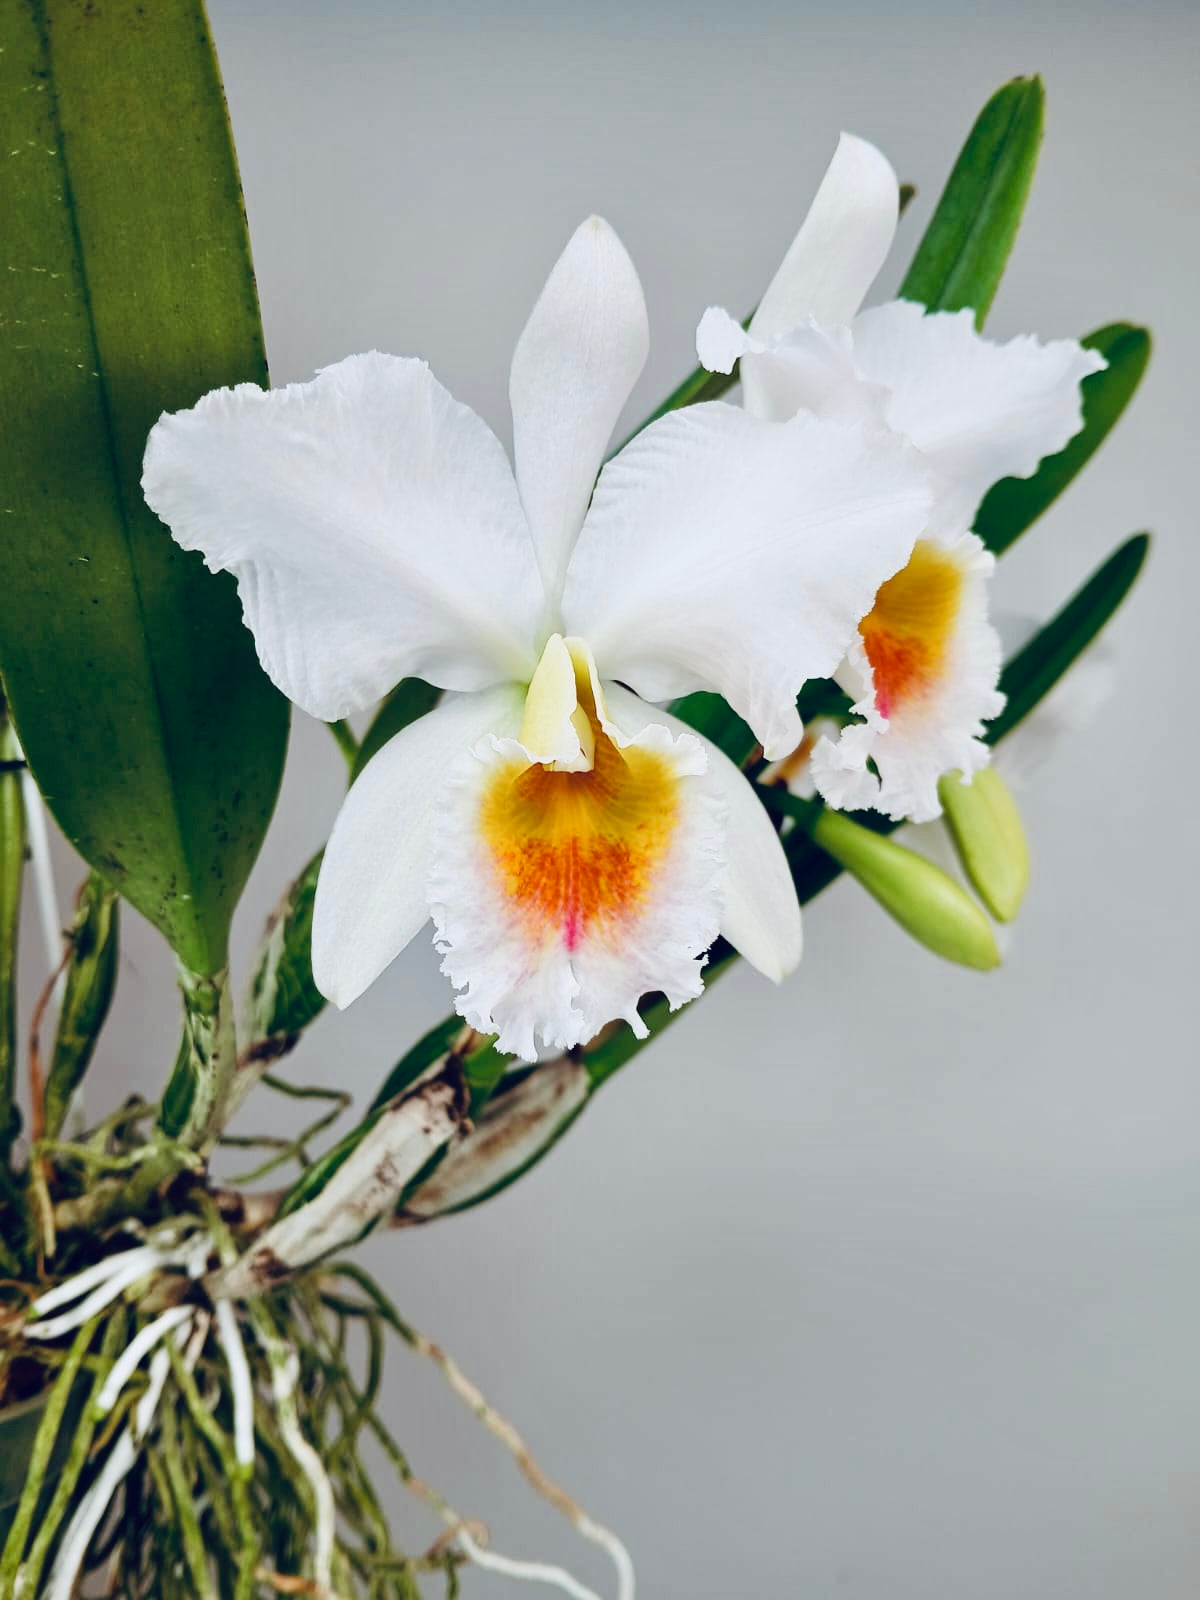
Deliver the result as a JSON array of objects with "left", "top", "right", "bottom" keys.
[{"left": 329, "top": 718, "right": 360, "bottom": 772}]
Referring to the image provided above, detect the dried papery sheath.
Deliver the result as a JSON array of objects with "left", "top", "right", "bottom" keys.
[
  {"left": 243, "top": 851, "right": 325, "bottom": 1053},
  {"left": 403, "top": 1058, "right": 590, "bottom": 1219},
  {"left": 43, "top": 874, "right": 120, "bottom": 1141},
  {"left": 216, "top": 1061, "right": 469, "bottom": 1297}
]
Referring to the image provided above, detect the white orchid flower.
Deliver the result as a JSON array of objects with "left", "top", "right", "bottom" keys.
[
  {"left": 143, "top": 217, "right": 934, "bottom": 1059},
  {"left": 697, "top": 134, "right": 1106, "bottom": 824}
]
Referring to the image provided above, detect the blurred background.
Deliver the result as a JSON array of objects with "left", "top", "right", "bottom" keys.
[{"left": 32, "top": 0, "right": 1200, "bottom": 1594}]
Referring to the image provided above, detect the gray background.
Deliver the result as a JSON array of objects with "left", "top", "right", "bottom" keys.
[{"left": 33, "top": 0, "right": 1200, "bottom": 1595}]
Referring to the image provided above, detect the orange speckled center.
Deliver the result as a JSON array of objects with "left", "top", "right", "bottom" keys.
[
  {"left": 859, "top": 540, "right": 964, "bottom": 719},
  {"left": 480, "top": 710, "right": 678, "bottom": 954}
]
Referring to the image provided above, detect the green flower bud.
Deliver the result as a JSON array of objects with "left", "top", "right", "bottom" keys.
[
  {"left": 937, "top": 767, "right": 1029, "bottom": 922},
  {"left": 813, "top": 807, "right": 1001, "bottom": 970}
]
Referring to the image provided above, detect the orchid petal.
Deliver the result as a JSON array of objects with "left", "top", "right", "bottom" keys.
[
  {"left": 604, "top": 686, "right": 802, "bottom": 981},
  {"left": 143, "top": 353, "right": 543, "bottom": 720},
  {"left": 695, "top": 306, "right": 758, "bottom": 375},
  {"left": 510, "top": 217, "right": 649, "bottom": 609},
  {"left": 699, "top": 306, "right": 890, "bottom": 426},
  {"left": 850, "top": 302, "right": 1107, "bottom": 531},
  {"left": 564, "top": 403, "right": 933, "bottom": 760},
  {"left": 749, "top": 132, "right": 899, "bottom": 342},
  {"left": 312, "top": 686, "right": 523, "bottom": 1009},
  {"left": 740, "top": 322, "right": 889, "bottom": 426},
  {"left": 428, "top": 673, "right": 726, "bottom": 1061}
]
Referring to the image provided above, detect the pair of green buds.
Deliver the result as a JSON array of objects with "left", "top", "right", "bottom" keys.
[{"left": 798, "top": 767, "right": 1028, "bottom": 971}]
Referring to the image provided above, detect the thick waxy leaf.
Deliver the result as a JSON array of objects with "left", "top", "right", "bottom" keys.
[
  {"left": 0, "top": 0, "right": 288, "bottom": 975},
  {"left": 988, "top": 533, "right": 1149, "bottom": 744},
  {"left": 974, "top": 323, "right": 1151, "bottom": 555},
  {"left": 898, "top": 76, "right": 1044, "bottom": 324}
]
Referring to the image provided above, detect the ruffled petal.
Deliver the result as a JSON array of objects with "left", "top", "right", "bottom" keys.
[
  {"left": 749, "top": 132, "right": 899, "bottom": 342},
  {"left": 510, "top": 217, "right": 649, "bottom": 609},
  {"left": 427, "top": 665, "right": 726, "bottom": 1061},
  {"left": 760, "top": 716, "right": 844, "bottom": 802},
  {"left": 143, "top": 352, "right": 543, "bottom": 719},
  {"left": 312, "top": 686, "right": 524, "bottom": 1008},
  {"left": 849, "top": 301, "right": 1107, "bottom": 530},
  {"left": 563, "top": 402, "right": 933, "bottom": 759},
  {"left": 810, "top": 533, "right": 1004, "bottom": 822},
  {"left": 740, "top": 321, "right": 889, "bottom": 426},
  {"left": 697, "top": 307, "right": 885, "bottom": 426},
  {"left": 604, "top": 686, "right": 802, "bottom": 981}
]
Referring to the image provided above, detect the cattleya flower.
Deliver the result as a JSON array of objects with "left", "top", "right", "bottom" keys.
[
  {"left": 143, "top": 218, "right": 934, "bottom": 1058},
  {"left": 698, "top": 134, "right": 1105, "bottom": 822}
]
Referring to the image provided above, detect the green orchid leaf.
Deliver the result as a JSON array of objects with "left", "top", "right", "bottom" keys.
[
  {"left": 988, "top": 532, "right": 1149, "bottom": 744},
  {"left": 898, "top": 75, "right": 1044, "bottom": 324},
  {"left": 974, "top": 323, "right": 1152, "bottom": 555},
  {"left": 351, "top": 679, "right": 442, "bottom": 783},
  {"left": 0, "top": 0, "right": 288, "bottom": 976}
]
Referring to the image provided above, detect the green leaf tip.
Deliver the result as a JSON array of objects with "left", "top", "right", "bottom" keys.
[
  {"left": 899, "top": 74, "right": 1045, "bottom": 325},
  {"left": 989, "top": 531, "right": 1149, "bottom": 746}
]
